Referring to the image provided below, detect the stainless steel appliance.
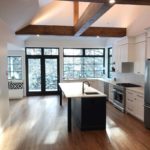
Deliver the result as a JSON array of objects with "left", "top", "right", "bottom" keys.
[
  {"left": 113, "top": 83, "right": 141, "bottom": 112},
  {"left": 144, "top": 59, "right": 150, "bottom": 128}
]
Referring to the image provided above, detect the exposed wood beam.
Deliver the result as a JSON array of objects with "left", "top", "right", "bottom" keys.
[
  {"left": 61, "top": 0, "right": 150, "bottom": 5},
  {"left": 74, "top": 3, "right": 114, "bottom": 36},
  {"left": 74, "top": 1, "right": 79, "bottom": 26},
  {"left": 82, "top": 27, "right": 126, "bottom": 37},
  {"left": 15, "top": 25, "right": 126, "bottom": 37},
  {"left": 16, "top": 25, "right": 74, "bottom": 36}
]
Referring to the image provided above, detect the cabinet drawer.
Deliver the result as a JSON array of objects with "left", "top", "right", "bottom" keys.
[
  {"left": 126, "top": 106, "right": 135, "bottom": 115},
  {"left": 126, "top": 90, "right": 135, "bottom": 99},
  {"left": 136, "top": 93, "right": 144, "bottom": 100}
]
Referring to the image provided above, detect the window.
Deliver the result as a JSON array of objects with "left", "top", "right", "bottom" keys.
[
  {"left": 108, "top": 47, "right": 113, "bottom": 78},
  {"left": 63, "top": 48, "right": 105, "bottom": 79},
  {"left": 8, "top": 56, "right": 22, "bottom": 80},
  {"left": 26, "top": 48, "right": 42, "bottom": 55}
]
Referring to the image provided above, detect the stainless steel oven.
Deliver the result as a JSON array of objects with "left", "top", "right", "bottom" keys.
[
  {"left": 113, "top": 83, "right": 141, "bottom": 112},
  {"left": 113, "top": 88, "right": 125, "bottom": 112}
]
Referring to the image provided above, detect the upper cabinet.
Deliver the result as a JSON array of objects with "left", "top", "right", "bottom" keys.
[
  {"left": 134, "top": 36, "right": 146, "bottom": 75},
  {"left": 112, "top": 37, "right": 135, "bottom": 72},
  {"left": 146, "top": 28, "right": 150, "bottom": 59},
  {"left": 112, "top": 35, "right": 146, "bottom": 75}
]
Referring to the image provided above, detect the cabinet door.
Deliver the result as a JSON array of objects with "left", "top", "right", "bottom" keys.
[
  {"left": 135, "top": 93, "right": 144, "bottom": 121},
  {"left": 126, "top": 90, "right": 136, "bottom": 115},
  {"left": 120, "top": 44, "right": 128, "bottom": 62},
  {"left": 116, "top": 46, "right": 121, "bottom": 72},
  {"left": 134, "top": 42, "right": 145, "bottom": 74},
  {"left": 108, "top": 84, "right": 114, "bottom": 103},
  {"left": 146, "top": 37, "right": 150, "bottom": 59}
]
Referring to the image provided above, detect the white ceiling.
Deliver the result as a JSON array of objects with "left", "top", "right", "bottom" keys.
[{"left": 0, "top": 0, "right": 150, "bottom": 38}]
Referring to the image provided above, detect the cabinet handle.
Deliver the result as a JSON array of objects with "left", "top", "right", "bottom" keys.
[
  {"left": 145, "top": 105, "right": 150, "bottom": 109},
  {"left": 128, "top": 98, "right": 133, "bottom": 102},
  {"left": 127, "top": 92, "right": 133, "bottom": 95},
  {"left": 137, "top": 95, "right": 143, "bottom": 98}
]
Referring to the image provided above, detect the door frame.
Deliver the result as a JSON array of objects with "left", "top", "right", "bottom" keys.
[{"left": 25, "top": 47, "right": 60, "bottom": 96}]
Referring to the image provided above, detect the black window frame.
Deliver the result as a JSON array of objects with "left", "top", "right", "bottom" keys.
[
  {"left": 63, "top": 48, "right": 105, "bottom": 79},
  {"left": 25, "top": 47, "right": 60, "bottom": 96},
  {"left": 108, "top": 47, "right": 112, "bottom": 78}
]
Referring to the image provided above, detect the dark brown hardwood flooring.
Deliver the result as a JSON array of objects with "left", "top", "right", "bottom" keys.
[{"left": 0, "top": 96, "right": 150, "bottom": 150}]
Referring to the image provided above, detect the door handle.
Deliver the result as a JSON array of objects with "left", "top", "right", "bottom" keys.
[{"left": 144, "top": 105, "right": 150, "bottom": 109}]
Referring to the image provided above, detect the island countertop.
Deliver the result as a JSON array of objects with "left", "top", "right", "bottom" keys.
[{"left": 59, "top": 82, "right": 106, "bottom": 98}]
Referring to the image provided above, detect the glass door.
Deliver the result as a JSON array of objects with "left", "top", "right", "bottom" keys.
[
  {"left": 45, "top": 58, "right": 59, "bottom": 93},
  {"left": 27, "top": 58, "right": 42, "bottom": 94},
  {"left": 26, "top": 48, "right": 59, "bottom": 96}
]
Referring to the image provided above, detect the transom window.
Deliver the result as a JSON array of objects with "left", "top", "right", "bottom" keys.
[
  {"left": 63, "top": 48, "right": 105, "bottom": 79},
  {"left": 26, "top": 48, "right": 59, "bottom": 56},
  {"left": 8, "top": 56, "right": 22, "bottom": 80}
]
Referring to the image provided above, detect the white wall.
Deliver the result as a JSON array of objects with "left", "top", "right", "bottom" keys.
[
  {"left": 0, "top": 18, "right": 25, "bottom": 131},
  {"left": 0, "top": 19, "right": 10, "bottom": 130}
]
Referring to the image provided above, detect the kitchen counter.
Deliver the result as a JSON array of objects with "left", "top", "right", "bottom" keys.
[
  {"left": 59, "top": 82, "right": 106, "bottom": 98},
  {"left": 59, "top": 82, "right": 107, "bottom": 132}
]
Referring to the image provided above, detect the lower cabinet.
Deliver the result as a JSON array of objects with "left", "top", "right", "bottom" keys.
[
  {"left": 126, "top": 89, "right": 144, "bottom": 121},
  {"left": 109, "top": 84, "right": 114, "bottom": 103},
  {"left": 72, "top": 97, "right": 106, "bottom": 130}
]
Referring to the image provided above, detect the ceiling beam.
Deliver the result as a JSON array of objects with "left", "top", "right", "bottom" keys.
[
  {"left": 60, "top": 0, "right": 150, "bottom": 5},
  {"left": 82, "top": 27, "right": 126, "bottom": 37},
  {"left": 15, "top": 25, "right": 126, "bottom": 37},
  {"left": 74, "top": 3, "right": 114, "bottom": 36},
  {"left": 74, "top": 1, "right": 79, "bottom": 26},
  {"left": 16, "top": 25, "right": 74, "bottom": 36}
]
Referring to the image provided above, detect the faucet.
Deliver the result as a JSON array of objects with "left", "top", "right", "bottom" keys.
[{"left": 82, "top": 81, "right": 90, "bottom": 94}]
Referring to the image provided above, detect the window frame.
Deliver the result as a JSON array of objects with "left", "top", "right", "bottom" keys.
[
  {"left": 63, "top": 48, "right": 105, "bottom": 79},
  {"left": 108, "top": 47, "right": 112, "bottom": 78},
  {"left": 25, "top": 47, "right": 60, "bottom": 96}
]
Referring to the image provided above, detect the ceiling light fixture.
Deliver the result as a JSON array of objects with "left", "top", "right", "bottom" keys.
[
  {"left": 36, "top": 34, "right": 40, "bottom": 37},
  {"left": 96, "top": 36, "right": 100, "bottom": 38},
  {"left": 109, "top": 0, "right": 116, "bottom": 4}
]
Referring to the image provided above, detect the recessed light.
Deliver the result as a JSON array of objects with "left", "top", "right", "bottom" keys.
[
  {"left": 109, "top": 0, "right": 115, "bottom": 4},
  {"left": 36, "top": 34, "right": 40, "bottom": 37},
  {"left": 96, "top": 36, "right": 100, "bottom": 38}
]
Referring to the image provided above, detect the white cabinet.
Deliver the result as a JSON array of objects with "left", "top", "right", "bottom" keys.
[
  {"left": 126, "top": 89, "right": 144, "bottom": 121},
  {"left": 112, "top": 37, "right": 135, "bottom": 73},
  {"left": 146, "top": 29, "right": 150, "bottom": 58},
  {"left": 134, "top": 42, "right": 145, "bottom": 74},
  {"left": 109, "top": 84, "right": 114, "bottom": 103},
  {"left": 112, "top": 44, "right": 121, "bottom": 72},
  {"left": 120, "top": 44, "right": 135, "bottom": 63}
]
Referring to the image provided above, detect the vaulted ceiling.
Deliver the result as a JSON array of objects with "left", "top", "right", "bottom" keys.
[{"left": 0, "top": 0, "right": 150, "bottom": 39}]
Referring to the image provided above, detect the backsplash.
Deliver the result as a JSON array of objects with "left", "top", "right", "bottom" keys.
[{"left": 112, "top": 73, "right": 144, "bottom": 86}]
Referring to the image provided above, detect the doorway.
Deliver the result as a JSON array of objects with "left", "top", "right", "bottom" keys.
[{"left": 26, "top": 48, "right": 59, "bottom": 96}]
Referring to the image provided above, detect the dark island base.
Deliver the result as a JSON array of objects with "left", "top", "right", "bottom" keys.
[{"left": 72, "top": 97, "right": 106, "bottom": 131}]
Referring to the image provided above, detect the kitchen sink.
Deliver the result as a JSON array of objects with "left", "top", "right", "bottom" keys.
[{"left": 84, "top": 91, "right": 99, "bottom": 95}]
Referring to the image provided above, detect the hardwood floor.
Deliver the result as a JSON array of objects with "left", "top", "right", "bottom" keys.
[{"left": 0, "top": 96, "right": 150, "bottom": 150}]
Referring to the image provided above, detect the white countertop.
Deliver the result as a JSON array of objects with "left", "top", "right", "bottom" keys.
[
  {"left": 59, "top": 82, "right": 106, "bottom": 98},
  {"left": 126, "top": 87, "right": 144, "bottom": 94}
]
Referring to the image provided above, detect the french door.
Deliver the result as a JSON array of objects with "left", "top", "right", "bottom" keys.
[{"left": 26, "top": 48, "right": 59, "bottom": 96}]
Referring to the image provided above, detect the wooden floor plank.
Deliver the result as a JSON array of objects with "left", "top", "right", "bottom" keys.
[{"left": 0, "top": 96, "right": 150, "bottom": 150}]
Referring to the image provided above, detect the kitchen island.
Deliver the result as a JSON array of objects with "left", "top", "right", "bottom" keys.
[{"left": 59, "top": 82, "right": 107, "bottom": 132}]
